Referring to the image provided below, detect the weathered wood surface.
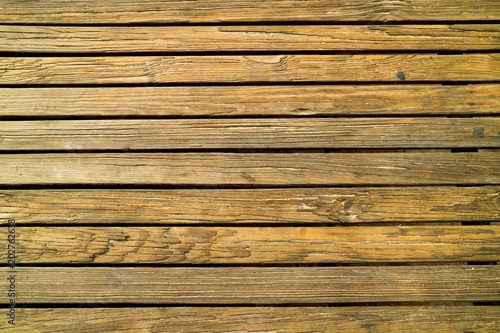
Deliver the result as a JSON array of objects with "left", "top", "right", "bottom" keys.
[
  {"left": 3, "top": 25, "right": 499, "bottom": 53},
  {"left": 3, "top": 187, "right": 498, "bottom": 225},
  {"left": 4, "top": 307, "right": 499, "bottom": 333},
  {"left": 2, "top": 0, "right": 499, "bottom": 24},
  {"left": 1, "top": 266, "right": 498, "bottom": 303},
  {"left": 2, "top": 85, "right": 499, "bottom": 117},
  {"left": 2, "top": 118, "right": 499, "bottom": 150},
  {"left": 3, "top": 226, "right": 499, "bottom": 263},
  {"left": 2, "top": 54, "right": 499, "bottom": 85},
  {"left": 1, "top": 152, "right": 498, "bottom": 185}
]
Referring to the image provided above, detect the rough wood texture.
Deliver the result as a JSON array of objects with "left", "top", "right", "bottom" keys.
[
  {"left": 3, "top": 226, "right": 499, "bottom": 264},
  {"left": 1, "top": 152, "right": 498, "bottom": 185},
  {"left": 2, "top": 54, "right": 499, "bottom": 85},
  {"left": 4, "top": 307, "right": 499, "bottom": 332},
  {"left": 1, "top": 85, "right": 498, "bottom": 117},
  {"left": 1, "top": 266, "right": 497, "bottom": 303},
  {"left": 1, "top": 0, "right": 499, "bottom": 24},
  {"left": 3, "top": 25, "right": 499, "bottom": 53},
  {"left": 2, "top": 118, "right": 499, "bottom": 150},
  {"left": 3, "top": 187, "right": 498, "bottom": 225}
]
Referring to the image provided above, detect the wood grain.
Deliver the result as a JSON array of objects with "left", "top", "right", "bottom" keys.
[
  {"left": 1, "top": 266, "right": 498, "bottom": 303},
  {"left": 2, "top": 118, "right": 499, "bottom": 150},
  {"left": 1, "top": 0, "right": 499, "bottom": 24},
  {"left": 3, "top": 307, "right": 499, "bottom": 332},
  {"left": 3, "top": 187, "right": 498, "bottom": 225},
  {"left": 3, "top": 24, "right": 499, "bottom": 53},
  {"left": 2, "top": 54, "right": 499, "bottom": 85},
  {"left": 1, "top": 85, "right": 498, "bottom": 117},
  {"left": 1, "top": 152, "right": 498, "bottom": 185},
  {"left": 3, "top": 226, "right": 499, "bottom": 263}
]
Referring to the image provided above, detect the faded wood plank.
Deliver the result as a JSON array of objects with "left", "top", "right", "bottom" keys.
[
  {"left": 2, "top": 85, "right": 498, "bottom": 117},
  {"left": 1, "top": 0, "right": 499, "bottom": 24},
  {"left": 2, "top": 54, "right": 498, "bottom": 85},
  {"left": 1, "top": 152, "right": 498, "bottom": 185},
  {"left": 1, "top": 266, "right": 497, "bottom": 303},
  {"left": 3, "top": 25, "right": 499, "bottom": 53},
  {"left": 3, "top": 226, "right": 499, "bottom": 263},
  {"left": 2, "top": 118, "right": 499, "bottom": 150},
  {"left": 4, "top": 307, "right": 499, "bottom": 332},
  {"left": 3, "top": 187, "right": 498, "bottom": 225}
]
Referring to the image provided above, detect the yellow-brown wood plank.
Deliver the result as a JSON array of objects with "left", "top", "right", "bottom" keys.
[
  {"left": 3, "top": 187, "right": 498, "bottom": 225},
  {"left": 3, "top": 226, "right": 498, "bottom": 264},
  {"left": 1, "top": 0, "right": 499, "bottom": 24},
  {"left": 2, "top": 118, "right": 499, "bottom": 150},
  {"left": 3, "top": 25, "right": 499, "bottom": 53},
  {"left": 3, "top": 307, "right": 499, "bottom": 332},
  {"left": 2, "top": 54, "right": 499, "bottom": 85},
  {"left": 2, "top": 85, "right": 498, "bottom": 117},
  {"left": 1, "top": 152, "right": 498, "bottom": 185},
  {"left": 1, "top": 266, "right": 497, "bottom": 303}
]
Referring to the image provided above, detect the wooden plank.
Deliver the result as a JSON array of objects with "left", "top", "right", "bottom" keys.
[
  {"left": 1, "top": 266, "right": 497, "bottom": 303},
  {"left": 1, "top": 54, "right": 498, "bottom": 85},
  {"left": 3, "top": 226, "right": 499, "bottom": 263},
  {"left": 3, "top": 25, "right": 499, "bottom": 53},
  {"left": 1, "top": 0, "right": 499, "bottom": 24},
  {"left": 1, "top": 85, "right": 499, "bottom": 117},
  {"left": 3, "top": 187, "right": 498, "bottom": 225},
  {"left": 4, "top": 306, "right": 499, "bottom": 332},
  {"left": 1, "top": 152, "right": 498, "bottom": 185},
  {"left": 2, "top": 118, "right": 499, "bottom": 150}
]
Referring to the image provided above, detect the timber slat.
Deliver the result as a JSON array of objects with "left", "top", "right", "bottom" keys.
[
  {"left": 1, "top": 0, "right": 499, "bottom": 24},
  {"left": 2, "top": 85, "right": 499, "bottom": 117},
  {"left": 3, "top": 187, "right": 498, "bottom": 225},
  {"left": 1, "top": 266, "right": 498, "bottom": 303},
  {"left": 2, "top": 54, "right": 499, "bottom": 85},
  {"left": 2, "top": 118, "right": 499, "bottom": 150},
  {"left": 3, "top": 226, "right": 499, "bottom": 264},
  {"left": 1, "top": 152, "right": 498, "bottom": 185},
  {"left": 2, "top": 25, "right": 499, "bottom": 53},
  {"left": 4, "top": 307, "right": 500, "bottom": 332}
]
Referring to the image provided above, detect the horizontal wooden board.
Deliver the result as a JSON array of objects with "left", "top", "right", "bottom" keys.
[
  {"left": 3, "top": 226, "right": 499, "bottom": 263},
  {"left": 3, "top": 187, "right": 498, "bottom": 225},
  {"left": 1, "top": 266, "right": 498, "bottom": 303},
  {"left": 2, "top": 54, "right": 499, "bottom": 85},
  {"left": 4, "top": 306, "right": 499, "bottom": 332},
  {"left": 2, "top": 118, "right": 499, "bottom": 150},
  {"left": 1, "top": 85, "right": 499, "bottom": 117},
  {"left": 1, "top": 0, "right": 499, "bottom": 24},
  {"left": 3, "top": 25, "right": 499, "bottom": 53},
  {"left": 1, "top": 152, "right": 498, "bottom": 185}
]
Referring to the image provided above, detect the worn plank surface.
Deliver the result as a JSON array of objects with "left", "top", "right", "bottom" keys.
[
  {"left": 2, "top": 0, "right": 499, "bottom": 24},
  {"left": 3, "top": 187, "right": 498, "bottom": 225},
  {"left": 2, "top": 85, "right": 499, "bottom": 117},
  {"left": 2, "top": 54, "right": 499, "bottom": 85},
  {"left": 2, "top": 118, "right": 499, "bottom": 150},
  {"left": 3, "top": 307, "right": 499, "bottom": 333},
  {"left": 3, "top": 226, "right": 499, "bottom": 264},
  {"left": 1, "top": 152, "right": 498, "bottom": 185},
  {"left": 1, "top": 266, "right": 498, "bottom": 303},
  {"left": 3, "top": 24, "right": 499, "bottom": 53}
]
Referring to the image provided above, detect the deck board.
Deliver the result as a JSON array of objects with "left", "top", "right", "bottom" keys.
[
  {"left": 3, "top": 25, "right": 499, "bottom": 53},
  {"left": 2, "top": 118, "right": 499, "bottom": 150},
  {"left": 5, "top": 307, "right": 500, "bottom": 332},
  {"left": 2, "top": 152, "right": 499, "bottom": 185},
  {"left": 2, "top": 266, "right": 498, "bottom": 303},
  {"left": 2, "top": 85, "right": 499, "bottom": 117},
  {"left": 4, "top": 226, "right": 499, "bottom": 264},
  {"left": 2, "top": 54, "right": 499, "bottom": 85},
  {"left": 2, "top": 0, "right": 499, "bottom": 24},
  {"left": 3, "top": 187, "right": 498, "bottom": 225}
]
